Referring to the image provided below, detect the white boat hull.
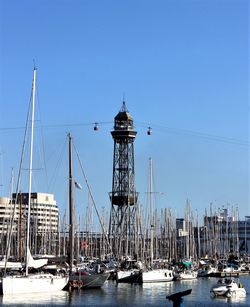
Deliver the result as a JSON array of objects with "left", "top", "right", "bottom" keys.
[
  {"left": 179, "top": 271, "right": 198, "bottom": 280},
  {"left": 142, "top": 269, "right": 173, "bottom": 283},
  {"left": 1, "top": 274, "right": 68, "bottom": 295},
  {"left": 210, "top": 279, "right": 246, "bottom": 298},
  {"left": 211, "top": 286, "right": 246, "bottom": 297}
]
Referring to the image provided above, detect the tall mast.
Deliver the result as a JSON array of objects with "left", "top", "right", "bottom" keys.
[
  {"left": 68, "top": 133, "right": 74, "bottom": 274},
  {"left": 18, "top": 192, "right": 22, "bottom": 260},
  {"left": 149, "top": 158, "right": 154, "bottom": 265},
  {"left": 25, "top": 66, "right": 36, "bottom": 276}
]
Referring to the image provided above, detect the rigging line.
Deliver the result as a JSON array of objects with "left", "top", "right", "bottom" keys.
[
  {"left": 48, "top": 137, "right": 68, "bottom": 193},
  {"left": 0, "top": 149, "right": 3, "bottom": 189},
  {"left": 4, "top": 83, "right": 32, "bottom": 276},
  {"left": 0, "top": 170, "right": 13, "bottom": 254},
  {"left": 35, "top": 82, "right": 49, "bottom": 191},
  {"left": 72, "top": 141, "right": 115, "bottom": 259}
]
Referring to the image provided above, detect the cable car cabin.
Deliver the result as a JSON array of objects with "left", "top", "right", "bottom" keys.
[{"left": 94, "top": 123, "right": 99, "bottom": 131}]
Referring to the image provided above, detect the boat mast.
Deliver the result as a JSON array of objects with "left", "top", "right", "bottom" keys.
[
  {"left": 18, "top": 192, "right": 23, "bottom": 260},
  {"left": 149, "top": 157, "right": 154, "bottom": 265},
  {"left": 25, "top": 66, "right": 36, "bottom": 276},
  {"left": 68, "top": 133, "right": 74, "bottom": 274}
]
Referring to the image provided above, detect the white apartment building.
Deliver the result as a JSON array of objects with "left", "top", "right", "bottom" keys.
[{"left": 0, "top": 192, "right": 59, "bottom": 234}]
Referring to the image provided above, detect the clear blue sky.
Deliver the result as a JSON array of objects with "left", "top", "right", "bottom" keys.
[{"left": 0, "top": 0, "right": 249, "bottom": 225}]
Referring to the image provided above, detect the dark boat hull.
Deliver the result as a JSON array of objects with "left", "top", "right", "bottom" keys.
[
  {"left": 69, "top": 272, "right": 109, "bottom": 289},
  {"left": 116, "top": 270, "right": 142, "bottom": 283}
]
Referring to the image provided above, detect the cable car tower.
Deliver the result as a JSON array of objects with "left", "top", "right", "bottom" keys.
[{"left": 109, "top": 101, "right": 139, "bottom": 259}]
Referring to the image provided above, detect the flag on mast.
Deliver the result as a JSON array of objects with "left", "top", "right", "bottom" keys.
[{"left": 74, "top": 181, "right": 82, "bottom": 190}]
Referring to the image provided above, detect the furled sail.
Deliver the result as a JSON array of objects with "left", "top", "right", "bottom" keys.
[{"left": 27, "top": 247, "right": 48, "bottom": 268}]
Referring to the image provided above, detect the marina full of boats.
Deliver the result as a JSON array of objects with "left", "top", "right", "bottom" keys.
[
  {"left": 0, "top": 253, "right": 249, "bottom": 300},
  {"left": 1, "top": 67, "right": 250, "bottom": 301}
]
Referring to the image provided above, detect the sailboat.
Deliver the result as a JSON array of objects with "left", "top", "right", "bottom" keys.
[
  {"left": 142, "top": 158, "right": 174, "bottom": 283},
  {"left": 1, "top": 67, "right": 68, "bottom": 295},
  {"left": 67, "top": 134, "right": 109, "bottom": 289},
  {"left": 116, "top": 258, "right": 143, "bottom": 283}
]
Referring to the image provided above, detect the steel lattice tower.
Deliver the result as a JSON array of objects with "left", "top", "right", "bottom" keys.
[{"left": 109, "top": 102, "right": 139, "bottom": 259}]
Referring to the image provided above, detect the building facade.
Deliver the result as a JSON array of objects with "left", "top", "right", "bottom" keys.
[{"left": 0, "top": 192, "right": 59, "bottom": 257}]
